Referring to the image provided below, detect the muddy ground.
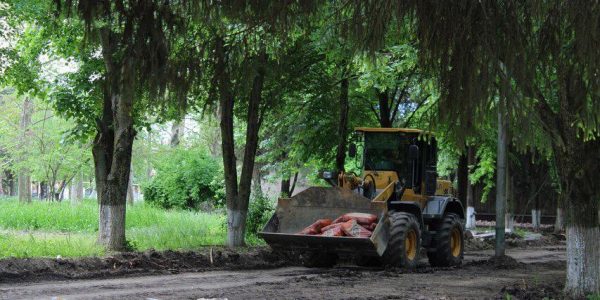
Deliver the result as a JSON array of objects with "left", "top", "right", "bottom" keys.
[{"left": 0, "top": 239, "right": 568, "bottom": 300}]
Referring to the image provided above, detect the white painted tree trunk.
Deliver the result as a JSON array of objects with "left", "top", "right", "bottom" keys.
[
  {"left": 505, "top": 213, "right": 515, "bottom": 232},
  {"left": 565, "top": 226, "right": 600, "bottom": 297},
  {"left": 98, "top": 203, "right": 126, "bottom": 250},
  {"left": 554, "top": 207, "right": 564, "bottom": 232},
  {"left": 531, "top": 209, "right": 541, "bottom": 230},
  {"left": 466, "top": 206, "right": 476, "bottom": 229},
  {"left": 170, "top": 119, "right": 184, "bottom": 147},
  {"left": 227, "top": 209, "right": 247, "bottom": 247}
]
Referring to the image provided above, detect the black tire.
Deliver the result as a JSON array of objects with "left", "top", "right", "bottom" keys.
[
  {"left": 427, "top": 213, "right": 464, "bottom": 267},
  {"left": 382, "top": 211, "right": 421, "bottom": 268},
  {"left": 302, "top": 252, "right": 338, "bottom": 268}
]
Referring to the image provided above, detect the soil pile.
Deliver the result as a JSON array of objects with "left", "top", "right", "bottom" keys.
[
  {"left": 465, "top": 237, "right": 495, "bottom": 250},
  {"left": 466, "top": 255, "right": 525, "bottom": 270},
  {"left": 0, "top": 247, "right": 300, "bottom": 283},
  {"left": 465, "top": 232, "right": 564, "bottom": 251}
]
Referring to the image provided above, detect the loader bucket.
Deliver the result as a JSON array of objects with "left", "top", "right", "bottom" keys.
[{"left": 258, "top": 187, "right": 390, "bottom": 256}]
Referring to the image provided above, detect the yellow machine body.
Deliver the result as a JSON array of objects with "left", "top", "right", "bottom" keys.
[{"left": 260, "top": 127, "right": 464, "bottom": 263}]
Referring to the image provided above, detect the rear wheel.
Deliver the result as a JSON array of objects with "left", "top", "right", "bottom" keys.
[
  {"left": 427, "top": 213, "right": 464, "bottom": 267},
  {"left": 302, "top": 252, "right": 338, "bottom": 268},
  {"left": 382, "top": 211, "right": 421, "bottom": 268}
]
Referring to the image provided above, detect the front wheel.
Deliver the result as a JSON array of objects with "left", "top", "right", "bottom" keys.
[
  {"left": 381, "top": 211, "right": 421, "bottom": 268},
  {"left": 427, "top": 213, "right": 464, "bottom": 267}
]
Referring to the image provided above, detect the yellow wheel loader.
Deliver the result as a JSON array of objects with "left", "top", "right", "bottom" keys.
[{"left": 259, "top": 128, "right": 465, "bottom": 268}]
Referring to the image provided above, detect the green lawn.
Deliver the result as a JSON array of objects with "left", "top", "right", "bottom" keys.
[{"left": 0, "top": 197, "right": 237, "bottom": 258}]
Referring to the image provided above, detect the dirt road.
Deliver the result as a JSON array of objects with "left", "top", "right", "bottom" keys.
[{"left": 0, "top": 246, "right": 565, "bottom": 300}]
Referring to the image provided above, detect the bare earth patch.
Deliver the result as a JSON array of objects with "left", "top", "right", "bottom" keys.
[{"left": 0, "top": 243, "right": 568, "bottom": 300}]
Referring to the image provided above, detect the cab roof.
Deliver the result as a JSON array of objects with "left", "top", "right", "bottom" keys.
[{"left": 354, "top": 127, "right": 433, "bottom": 135}]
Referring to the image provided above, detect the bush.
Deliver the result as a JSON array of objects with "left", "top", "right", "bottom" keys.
[
  {"left": 144, "top": 147, "right": 224, "bottom": 210},
  {"left": 245, "top": 194, "right": 275, "bottom": 236}
]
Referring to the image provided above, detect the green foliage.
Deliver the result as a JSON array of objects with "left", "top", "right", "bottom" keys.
[
  {"left": 245, "top": 194, "right": 275, "bottom": 237},
  {"left": 143, "top": 147, "right": 223, "bottom": 210},
  {"left": 470, "top": 145, "right": 496, "bottom": 203},
  {"left": 0, "top": 94, "right": 92, "bottom": 197},
  {"left": 587, "top": 293, "right": 600, "bottom": 300}
]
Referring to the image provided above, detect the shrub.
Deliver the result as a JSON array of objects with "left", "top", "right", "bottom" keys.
[
  {"left": 245, "top": 194, "right": 275, "bottom": 236},
  {"left": 143, "top": 147, "right": 224, "bottom": 210}
]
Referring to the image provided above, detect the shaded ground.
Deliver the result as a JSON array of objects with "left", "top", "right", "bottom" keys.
[
  {"left": 0, "top": 243, "right": 568, "bottom": 300},
  {"left": 0, "top": 247, "right": 296, "bottom": 283}
]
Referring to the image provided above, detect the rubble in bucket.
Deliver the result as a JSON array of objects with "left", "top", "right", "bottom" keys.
[
  {"left": 297, "top": 213, "right": 377, "bottom": 238},
  {"left": 299, "top": 219, "right": 332, "bottom": 235}
]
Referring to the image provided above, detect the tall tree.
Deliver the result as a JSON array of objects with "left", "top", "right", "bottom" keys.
[
  {"left": 335, "top": 73, "right": 350, "bottom": 172},
  {"left": 348, "top": 1, "right": 600, "bottom": 296},
  {"left": 53, "top": 0, "right": 193, "bottom": 250},
  {"left": 18, "top": 97, "right": 33, "bottom": 203},
  {"left": 213, "top": 34, "right": 268, "bottom": 247},
  {"left": 495, "top": 100, "right": 507, "bottom": 257},
  {"left": 465, "top": 146, "right": 476, "bottom": 230}
]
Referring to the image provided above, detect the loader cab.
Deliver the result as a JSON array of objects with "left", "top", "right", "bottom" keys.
[{"left": 353, "top": 128, "right": 438, "bottom": 195}]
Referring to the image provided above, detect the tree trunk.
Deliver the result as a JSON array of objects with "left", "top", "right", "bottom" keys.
[
  {"left": 505, "top": 153, "right": 514, "bottom": 232},
  {"left": 555, "top": 139, "right": 600, "bottom": 296},
  {"left": 146, "top": 130, "right": 153, "bottom": 179},
  {"left": 5, "top": 171, "right": 16, "bottom": 196},
  {"left": 544, "top": 68, "right": 600, "bottom": 296},
  {"left": 0, "top": 170, "right": 4, "bottom": 195},
  {"left": 554, "top": 207, "right": 564, "bottom": 233},
  {"left": 215, "top": 36, "right": 241, "bottom": 247},
  {"left": 377, "top": 90, "right": 392, "bottom": 127},
  {"left": 465, "top": 146, "right": 476, "bottom": 229},
  {"left": 335, "top": 77, "right": 349, "bottom": 172},
  {"left": 280, "top": 177, "right": 290, "bottom": 198},
  {"left": 126, "top": 168, "right": 134, "bottom": 205},
  {"left": 8, "top": 171, "right": 16, "bottom": 196},
  {"left": 57, "top": 180, "right": 68, "bottom": 201},
  {"left": 456, "top": 152, "right": 468, "bottom": 205},
  {"left": 495, "top": 102, "right": 507, "bottom": 257},
  {"left": 39, "top": 181, "right": 47, "bottom": 200},
  {"left": 532, "top": 174, "right": 541, "bottom": 231},
  {"left": 73, "top": 170, "right": 84, "bottom": 203},
  {"left": 94, "top": 48, "right": 136, "bottom": 251},
  {"left": 18, "top": 97, "right": 33, "bottom": 203},
  {"left": 251, "top": 164, "right": 263, "bottom": 198},
  {"left": 236, "top": 50, "right": 266, "bottom": 247},
  {"left": 531, "top": 209, "right": 541, "bottom": 230},
  {"left": 215, "top": 37, "right": 267, "bottom": 247},
  {"left": 18, "top": 173, "right": 31, "bottom": 203},
  {"left": 289, "top": 172, "right": 299, "bottom": 196},
  {"left": 565, "top": 226, "right": 600, "bottom": 297},
  {"left": 170, "top": 119, "right": 183, "bottom": 147}
]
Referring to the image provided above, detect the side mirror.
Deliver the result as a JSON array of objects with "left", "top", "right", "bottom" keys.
[
  {"left": 348, "top": 143, "right": 357, "bottom": 158},
  {"left": 408, "top": 144, "right": 419, "bottom": 160}
]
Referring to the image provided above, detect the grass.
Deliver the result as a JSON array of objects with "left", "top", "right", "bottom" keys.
[
  {"left": 0, "top": 231, "right": 103, "bottom": 258},
  {"left": 0, "top": 197, "right": 239, "bottom": 258}
]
